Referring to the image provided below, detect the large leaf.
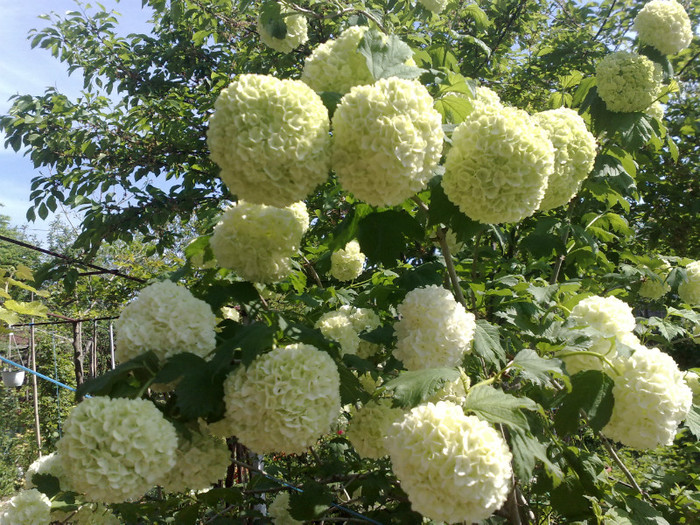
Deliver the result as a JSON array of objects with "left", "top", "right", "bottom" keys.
[
  {"left": 509, "top": 427, "right": 563, "bottom": 482},
  {"left": 472, "top": 320, "right": 507, "bottom": 365},
  {"left": 511, "top": 349, "right": 565, "bottom": 387},
  {"left": 685, "top": 404, "right": 700, "bottom": 438},
  {"left": 259, "top": 0, "right": 287, "bottom": 39},
  {"left": 288, "top": 481, "right": 333, "bottom": 520},
  {"left": 382, "top": 368, "right": 461, "bottom": 408},
  {"left": 463, "top": 385, "right": 538, "bottom": 430},
  {"left": 358, "top": 30, "right": 423, "bottom": 80},
  {"left": 357, "top": 210, "right": 423, "bottom": 267},
  {"left": 77, "top": 351, "right": 160, "bottom": 399},
  {"left": 554, "top": 370, "right": 614, "bottom": 435}
]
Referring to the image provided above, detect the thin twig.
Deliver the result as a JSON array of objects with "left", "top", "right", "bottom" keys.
[
  {"left": 598, "top": 432, "right": 646, "bottom": 498},
  {"left": 303, "top": 256, "right": 324, "bottom": 288}
]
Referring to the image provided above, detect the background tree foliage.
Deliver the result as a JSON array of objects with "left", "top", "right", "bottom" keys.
[{"left": 0, "top": 0, "right": 698, "bottom": 523}]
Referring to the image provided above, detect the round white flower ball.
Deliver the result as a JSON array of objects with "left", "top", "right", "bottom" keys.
[
  {"left": 595, "top": 52, "right": 663, "bottom": 113},
  {"left": 115, "top": 280, "right": 216, "bottom": 364},
  {"left": 301, "top": 26, "right": 374, "bottom": 94},
  {"left": 603, "top": 347, "right": 692, "bottom": 449},
  {"left": 57, "top": 397, "right": 178, "bottom": 503},
  {"left": 257, "top": 12, "right": 308, "bottom": 53},
  {"left": 332, "top": 77, "right": 444, "bottom": 207},
  {"left": 679, "top": 261, "right": 700, "bottom": 305},
  {"left": 24, "top": 452, "right": 64, "bottom": 490},
  {"left": 268, "top": 492, "right": 302, "bottom": 525},
  {"left": 569, "top": 295, "right": 636, "bottom": 338},
  {"left": 634, "top": 0, "right": 693, "bottom": 56},
  {"left": 442, "top": 102, "right": 555, "bottom": 224},
  {"left": 0, "top": 489, "right": 51, "bottom": 525},
  {"left": 219, "top": 344, "right": 341, "bottom": 453},
  {"left": 207, "top": 74, "right": 330, "bottom": 207},
  {"left": 639, "top": 276, "right": 670, "bottom": 300},
  {"left": 646, "top": 101, "right": 665, "bottom": 121},
  {"left": 394, "top": 285, "right": 476, "bottom": 370},
  {"left": 684, "top": 371, "right": 700, "bottom": 403},
  {"left": 418, "top": 0, "right": 448, "bottom": 14},
  {"left": 532, "top": 108, "right": 597, "bottom": 211},
  {"left": 330, "top": 240, "right": 365, "bottom": 281},
  {"left": 475, "top": 86, "right": 503, "bottom": 107},
  {"left": 387, "top": 401, "right": 512, "bottom": 523},
  {"left": 316, "top": 310, "right": 360, "bottom": 355},
  {"left": 346, "top": 399, "right": 405, "bottom": 459},
  {"left": 210, "top": 201, "right": 308, "bottom": 283},
  {"left": 428, "top": 368, "right": 471, "bottom": 405},
  {"left": 159, "top": 430, "right": 230, "bottom": 493}
]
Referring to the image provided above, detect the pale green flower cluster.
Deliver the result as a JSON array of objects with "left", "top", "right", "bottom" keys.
[
  {"left": 639, "top": 276, "right": 670, "bottom": 300},
  {"left": 57, "top": 397, "right": 178, "bottom": 503},
  {"left": 634, "top": 0, "right": 693, "bottom": 55},
  {"left": 475, "top": 86, "right": 502, "bottom": 107},
  {"left": 115, "top": 280, "right": 217, "bottom": 363},
  {"left": 159, "top": 430, "right": 230, "bottom": 493},
  {"left": 387, "top": 401, "right": 512, "bottom": 523},
  {"left": 394, "top": 285, "right": 476, "bottom": 370},
  {"left": 532, "top": 108, "right": 597, "bottom": 211},
  {"left": 257, "top": 12, "right": 308, "bottom": 53},
  {"left": 332, "top": 77, "right": 444, "bottom": 206},
  {"left": 315, "top": 306, "right": 380, "bottom": 356},
  {"left": 562, "top": 332, "right": 643, "bottom": 376},
  {"left": 679, "top": 261, "right": 700, "bottom": 305},
  {"left": 268, "top": 492, "right": 302, "bottom": 525},
  {"left": 301, "top": 26, "right": 375, "bottom": 94},
  {"left": 0, "top": 489, "right": 51, "bottom": 525},
  {"left": 219, "top": 344, "right": 341, "bottom": 453},
  {"left": 346, "top": 399, "right": 405, "bottom": 459},
  {"left": 603, "top": 347, "right": 692, "bottom": 449},
  {"left": 207, "top": 74, "right": 330, "bottom": 207},
  {"left": 442, "top": 102, "right": 554, "bottom": 224},
  {"left": 428, "top": 369, "right": 471, "bottom": 405},
  {"left": 646, "top": 101, "right": 665, "bottom": 121},
  {"left": 330, "top": 240, "right": 365, "bottom": 281},
  {"left": 684, "top": 371, "right": 700, "bottom": 403},
  {"left": 418, "top": 0, "right": 448, "bottom": 14},
  {"left": 70, "top": 504, "right": 120, "bottom": 525},
  {"left": 25, "top": 452, "right": 64, "bottom": 489},
  {"left": 596, "top": 52, "right": 663, "bottom": 113},
  {"left": 210, "top": 201, "right": 308, "bottom": 283}
]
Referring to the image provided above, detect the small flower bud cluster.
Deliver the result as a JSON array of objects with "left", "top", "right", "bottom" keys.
[
  {"left": 330, "top": 240, "right": 366, "bottom": 281},
  {"left": 316, "top": 306, "right": 381, "bottom": 356},
  {"left": 257, "top": 12, "right": 308, "bottom": 53},
  {"left": 346, "top": 399, "right": 405, "bottom": 458}
]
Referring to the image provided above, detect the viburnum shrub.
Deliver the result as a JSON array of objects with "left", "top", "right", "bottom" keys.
[
  {"left": 595, "top": 51, "right": 663, "bottom": 113},
  {"left": 257, "top": 12, "right": 308, "bottom": 53},
  {"left": 442, "top": 102, "right": 555, "bottom": 224},
  {"left": 331, "top": 77, "right": 444, "bottom": 206},
  {"left": 0, "top": 489, "right": 51, "bottom": 525},
  {"left": 634, "top": 0, "right": 693, "bottom": 56},
  {"left": 207, "top": 74, "right": 330, "bottom": 207},
  {"left": 569, "top": 295, "right": 636, "bottom": 338}
]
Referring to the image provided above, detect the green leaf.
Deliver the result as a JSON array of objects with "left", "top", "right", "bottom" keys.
[
  {"left": 427, "top": 180, "right": 484, "bottom": 240},
  {"left": 173, "top": 504, "right": 200, "bottom": 525},
  {"left": 394, "top": 261, "right": 444, "bottom": 291},
  {"left": 77, "top": 351, "right": 159, "bottom": 399},
  {"left": 32, "top": 473, "right": 61, "bottom": 498},
  {"left": 685, "top": 404, "right": 700, "bottom": 438},
  {"left": 464, "top": 386, "right": 538, "bottom": 430},
  {"left": 223, "top": 322, "right": 275, "bottom": 366},
  {"left": 198, "top": 487, "right": 244, "bottom": 506},
  {"left": 3, "top": 299, "right": 48, "bottom": 317},
  {"left": 434, "top": 95, "right": 472, "bottom": 124},
  {"left": 0, "top": 307, "right": 20, "bottom": 326},
  {"left": 511, "top": 349, "right": 565, "bottom": 387},
  {"left": 319, "top": 91, "right": 343, "bottom": 118},
  {"left": 357, "top": 210, "right": 423, "bottom": 267},
  {"left": 383, "top": 368, "right": 461, "bottom": 408},
  {"left": 329, "top": 204, "right": 372, "bottom": 251},
  {"left": 288, "top": 482, "right": 333, "bottom": 520},
  {"left": 646, "top": 317, "right": 684, "bottom": 342},
  {"left": 509, "top": 427, "right": 563, "bottom": 482},
  {"left": 259, "top": 0, "right": 287, "bottom": 40},
  {"left": 358, "top": 30, "right": 423, "bottom": 80},
  {"left": 472, "top": 320, "right": 507, "bottom": 365},
  {"left": 554, "top": 370, "right": 614, "bottom": 436},
  {"left": 337, "top": 362, "right": 370, "bottom": 405}
]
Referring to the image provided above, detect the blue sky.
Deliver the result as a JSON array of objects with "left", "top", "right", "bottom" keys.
[{"left": 0, "top": 0, "right": 152, "bottom": 242}]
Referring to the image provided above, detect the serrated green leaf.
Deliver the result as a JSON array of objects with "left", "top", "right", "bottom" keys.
[
  {"left": 288, "top": 482, "right": 333, "bottom": 520},
  {"left": 509, "top": 427, "right": 563, "bottom": 482},
  {"left": 464, "top": 386, "right": 538, "bottom": 430},
  {"left": 259, "top": 0, "right": 287, "bottom": 40},
  {"left": 511, "top": 349, "right": 564, "bottom": 387},
  {"left": 685, "top": 404, "right": 700, "bottom": 438},
  {"left": 383, "top": 368, "right": 461, "bottom": 408},
  {"left": 0, "top": 307, "right": 20, "bottom": 326},
  {"left": 357, "top": 210, "right": 423, "bottom": 267},
  {"left": 3, "top": 299, "right": 48, "bottom": 317},
  {"left": 472, "top": 320, "right": 507, "bottom": 365},
  {"left": 554, "top": 370, "right": 614, "bottom": 435},
  {"left": 434, "top": 94, "right": 473, "bottom": 124},
  {"left": 32, "top": 473, "right": 61, "bottom": 498},
  {"left": 358, "top": 30, "right": 423, "bottom": 80},
  {"left": 77, "top": 351, "right": 159, "bottom": 399},
  {"left": 338, "top": 362, "right": 370, "bottom": 405}
]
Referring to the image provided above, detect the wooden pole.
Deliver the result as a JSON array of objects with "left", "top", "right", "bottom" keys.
[
  {"left": 109, "top": 322, "right": 115, "bottom": 370},
  {"left": 90, "top": 320, "right": 98, "bottom": 378},
  {"left": 73, "top": 321, "right": 84, "bottom": 400},
  {"left": 29, "top": 322, "right": 42, "bottom": 456}
]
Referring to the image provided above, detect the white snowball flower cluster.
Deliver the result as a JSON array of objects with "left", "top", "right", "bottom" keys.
[
  {"left": 679, "top": 261, "right": 700, "bottom": 305},
  {"left": 210, "top": 201, "right": 308, "bottom": 283},
  {"left": 442, "top": 102, "right": 554, "bottom": 224},
  {"left": 268, "top": 492, "right": 302, "bottom": 525},
  {"left": 316, "top": 306, "right": 381, "bottom": 356},
  {"left": 25, "top": 452, "right": 64, "bottom": 489},
  {"left": 684, "top": 371, "right": 700, "bottom": 403},
  {"left": 159, "top": 430, "right": 230, "bottom": 493},
  {"left": 332, "top": 77, "right": 444, "bottom": 206},
  {"left": 219, "top": 344, "right": 341, "bottom": 453},
  {"left": 115, "top": 280, "right": 216, "bottom": 364},
  {"left": 639, "top": 275, "right": 670, "bottom": 300},
  {"left": 418, "top": 0, "right": 448, "bottom": 14},
  {"left": 207, "top": 74, "right": 330, "bottom": 207},
  {"left": 0, "top": 489, "right": 51, "bottom": 525},
  {"left": 394, "top": 285, "right": 476, "bottom": 370},
  {"left": 346, "top": 399, "right": 405, "bottom": 459},
  {"left": 475, "top": 86, "right": 503, "bottom": 107},
  {"left": 387, "top": 401, "right": 512, "bottom": 523},
  {"left": 57, "top": 397, "right": 177, "bottom": 503},
  {"left": 634, "top": 0, "right": 693, "bottom": 55},
  {"left": 603, "top": 347, "right": 692, "bottom": 449},
  {"left": 646, "top": 101, "right": 665, "bottom": 121},
  {"left": 301, "top": 26, "right": 375, "bottom": 94},
  {"left": 532, "top": 108, "right": 597, "bottom": 211},
  {"left": 428, "top": 368, "right": 471, "bottom": 405},
  {"left": 70, "top": 504, "right": 120, "bottom": 525},
  {"left": 569, "top": 295, "right": 636, "bottom": 337},
  {"left": 596, "top": 52, "right": 663, "bottom": 113},
  {"left": 330, "top": 240, "right": 366, "bottom": 281},
  {"left": 257, "top": 12, "right": 308, "bottom": 53}
]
